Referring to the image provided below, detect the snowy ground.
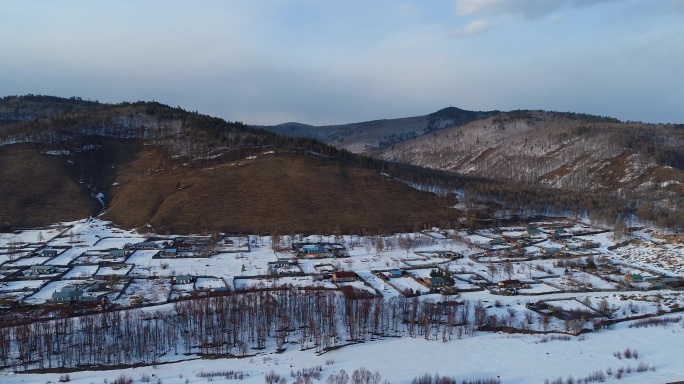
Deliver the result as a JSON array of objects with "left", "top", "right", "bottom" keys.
[
  {"left": 95, "top": 264, "right": 133, "bottom": 276},
  {"left": 0, "top": 219, "right": 683, "bottom": 382},
  {"left": 2, "top": 317, "right": 683, "bottom": 384}
]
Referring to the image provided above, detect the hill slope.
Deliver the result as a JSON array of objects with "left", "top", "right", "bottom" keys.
[
  {"left": 263, "top": 107, "right": 500, "bottom": 153},
  {"left": 0, "top": 144, "right": 94, "bottom": 229},
  {"left": 374, "top": 110, "right": 684, "bottom": 225},
  {"left": 3, "top": 95, "right": 683, "bottom": 231},
  {"left": 0, "top": 96, "right": 460, "bottom": 233},
  {"left": 103, "top": 148, "right": 458, "bottom": 234}
]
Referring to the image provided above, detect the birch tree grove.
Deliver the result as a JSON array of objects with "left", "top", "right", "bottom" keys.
[{"left": 0, "top": 288, "right": 485, "bottom": 372}]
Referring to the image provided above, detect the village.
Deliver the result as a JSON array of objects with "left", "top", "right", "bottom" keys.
[{"left": 0, "top": 217, "right": 683, "bottom": 330}]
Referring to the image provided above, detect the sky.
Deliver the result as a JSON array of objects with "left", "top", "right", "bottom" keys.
[{"left": 1, "top": 0, "right": 683, "bottom": 125}]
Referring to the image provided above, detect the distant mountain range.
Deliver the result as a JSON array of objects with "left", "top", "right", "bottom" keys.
[
  {"left": 377, "top": 110, "right": 684, "bottom": 209},
  {"left": 2, "top": 95, "right": 683, "bottom": 232},
  {"left": 265, "top": 108, "right": 684, "bottom": 228},
  {"left": 262, "top": 107, "right": 500, "bottom": 153}
]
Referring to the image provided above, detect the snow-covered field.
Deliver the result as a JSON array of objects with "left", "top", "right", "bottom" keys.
[
  {"left": 95, "top": 264, "right": 133, "bottom": 276},
  {"left": 62, "top": 265, "right": 99, "bottom": 279},
  {"left": 0, "top": 218, "right": 683, "bottom": 382},
  {"left": 3, "top": 317, "right": 684, "bottom": 384}
]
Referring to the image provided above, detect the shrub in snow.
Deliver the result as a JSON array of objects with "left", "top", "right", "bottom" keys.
[{"left": 111, "top": 375, "right": 133, "bottom": 384}]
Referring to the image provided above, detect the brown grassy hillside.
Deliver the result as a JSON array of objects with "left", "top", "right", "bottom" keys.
[
  {"left": 0, "top": 144, "right": 94, "bottom": 228},
  {"left": 103, "top": 149, "right": 459, "bottom": 234}
]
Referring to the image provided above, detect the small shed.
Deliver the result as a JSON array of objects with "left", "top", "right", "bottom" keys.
[
  {"left": 389, "top": 270, "right": 403, "bottom": 278},
  {"left": 490, "top": 238, "right": 505, "bottom": 246},
  {"left": 626, "top": 274, "right": 644, "bottom": 283},
  {"left": 78, "top": 295, "right": 103, "bottom": 304},
  {"left": 29, "top": 265, "right": 56, "bottom": 275},
  {"left": 541, "top": 247, "right": 561, "bottom": 255},
  {"left": 40, "top": 249, "right": 58, "bottom": 257},
  {"left": 564, "top": 244, "right": 581, "bottom": 251},
  {"left": 525, "top": 228, "right": 541, "bottom": 235},
  {"left": 649, "top": 282, "right": 665, "bottom": 290},
  {"left": 302, "top": 245, "right": 326, "bottom": 253},
  {"left": 52, "top": 287, "right": 83, "bottom": 302},
  {"left": 433, "top": 251, "right": 456, "bottom": 258},
  {"left": 175, "top": 242, "right": 193, "bottom": 251},
  {"left": 332, "top": 271, "right": 357, "bottom": 283},
  {"left": 497, "top": 279, "right": 521, "bottom": 290},
  {"left": 109, "top": 249, "right": 127, "bottom": 258},
  {"left": 174, "top": 275, "right": 195, "bottom": 284},
  {"left": 275, "top": 259, "right": 292, "bottom": 267},
  {"left": 132, "top": 241, "right": 157, "bottom": 250},
  {"left": 425, "top": 277, "right": 446, "bottom": 287}
]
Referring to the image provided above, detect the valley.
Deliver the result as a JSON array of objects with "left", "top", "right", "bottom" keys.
[{"left": 1, "top": 96, "right": 684, "bottom": 383}]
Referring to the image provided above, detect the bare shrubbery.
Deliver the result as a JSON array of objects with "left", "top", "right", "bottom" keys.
[
  {"left": 545, "top": 370, "right": 606, "bottom": 384},
  {"left": 197, "top": 370, "right": 246, "bottom": 380},
  {"left": 537, "top": 335, "right": 571, "bottom": 343},
  {"left": 291, "top": 366, "right": 323, "bottom": 382},
  {"left": 266, "top": 371, "right": 286, "bottom": 384},
  {"left": 111, "top": 375, "right": 133, "bottom": 384},
  {"left": 326, "top": 367, "right": 382, "bottom": 384},
  {"left": 613, "top": 348, "right": 638, "bottom": 359},
  {"left": 410, "top": 373, "right": 499, "bottom": 384},
  {"left": 545, "top": 363, "right": 655, "bottom": 384},
  {"left": 629, "top": 316, "right": 681, "bottom": 328}
]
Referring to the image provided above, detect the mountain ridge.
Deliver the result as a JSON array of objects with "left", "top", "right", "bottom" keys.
[
  {"left": 0, "top": 95, "right": 464, "bottom": 233},
  {"left": 2, "top": 95, "right": 683, "bottom": 232},
  {"left": 261, "top": 106, "right": 501, "bottom": 153}
]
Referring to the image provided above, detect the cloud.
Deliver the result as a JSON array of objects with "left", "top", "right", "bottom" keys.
[
  {"left": 449, "top": 19, "right": 492, "bottom": 37},
  {"left": 455, "top": 0, "right": 620, "bottom": 19}
]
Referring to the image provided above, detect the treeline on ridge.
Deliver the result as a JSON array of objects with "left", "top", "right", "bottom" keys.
[{"left": 0, "top": 95, "right": 680, "bottom": 231}]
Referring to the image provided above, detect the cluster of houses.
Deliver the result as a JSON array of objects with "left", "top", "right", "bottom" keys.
[
  {"left": 489, "top": 227, "right": 574, "bottom": 249},
  {"left": 431, "top": 251, "right": 462, "bottom": 259},
  {"left": 51, "top": 287, "right": 103, "bottom": 304},
  {"left": 163, "top": 237, "right": 204, "bottom": 256},
  {"left": 121, "top": 237, "right": 216, "bottom": 258},
  {"left": 497, "top": 279, "right": 522, "bottom": 292},
  {"left": 378, "top": 270, "right": 404, "bottom": 280},
  {"left": 625, "top": 273, "right": 683, "bottom": 289},
  {"left": 294, "top": 243, "right": 348, "bottom": 257},
  {"left": 378, "top": 269, "right": 454, "bottom": 291},
  {"left": 127, "top": 241, "right": 157, "bottom": 250},
  {"left": 423, "top": 277, "right": 446, "bottom": 287}
]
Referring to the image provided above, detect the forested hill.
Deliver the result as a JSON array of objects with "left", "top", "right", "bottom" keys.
[
  {"left": 0, "top": 95, "right": 469, "bottom": 233},
  {"left": 374, "top": 110, "right": 684, "bottom": 228},
  {"left": 1, "top": 95, "right": 681, "bottom": 232},
  {"left": 265, "top": 107, "right": 684, "bottom": 229}
]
